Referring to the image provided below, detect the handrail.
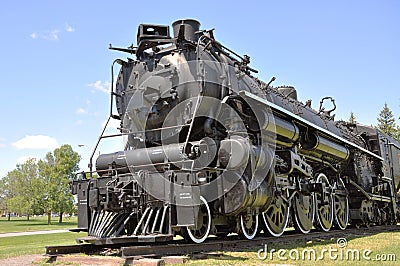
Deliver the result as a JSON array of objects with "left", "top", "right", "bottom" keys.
[{"left": 88, "top": 59, "right": 120, "bottom": 176}]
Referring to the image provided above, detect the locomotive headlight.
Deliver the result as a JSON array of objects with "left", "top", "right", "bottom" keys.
[{"left": 197, "top": 172, "right": 207, "bottom": 183}]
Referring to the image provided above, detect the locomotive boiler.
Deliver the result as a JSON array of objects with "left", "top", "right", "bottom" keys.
[{"left": 71, "top": 19, "right": 400, "bottom": 244}]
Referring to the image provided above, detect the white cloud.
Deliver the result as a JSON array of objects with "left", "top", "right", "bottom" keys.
[
  {"left": 12, "top": 135, "right": 58, "bottom": 150},
  {"left": 43, "top": 30, "right": 59, "bottom": 41},
  {"left": 30, "top": 32, "right": 38, "bottom": 39},
  {"left": 76, "top": 107, "right": 88, "bottom": 115},
  {"left": 65, "top": 23, "right": 75, "bottom": 32},
  {"left": 76, "top": 100, "right": 91, "bottom": 115},
  {"left": 30, "top": 29, "right": 59, "bottom": 41},
  {"left": 29, "top": 21, "right": 74, "bottom": 41},
  {"left": 88, "top": 80, "right": 110, "bottom": 94},
  {"left": 29, "top": 23, "right": 75, "bottom": 41},
  {"left": 75, "top": 120, "right": 83, "bottom": 126}
]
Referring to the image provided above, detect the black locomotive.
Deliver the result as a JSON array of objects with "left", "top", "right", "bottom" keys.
[{"left": 71, "top": 19, "right": 400, "bottom": 244}]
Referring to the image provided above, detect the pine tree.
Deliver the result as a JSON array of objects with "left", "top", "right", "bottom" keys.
[
  {"left": 377, "top": 103, "right": 397, "bottom": 137},
  {"left": 349, "top": 112, "right": 356, "bottom": 123}
]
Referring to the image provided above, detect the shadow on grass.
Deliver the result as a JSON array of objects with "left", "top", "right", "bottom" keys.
[
  {"left": 0, "top": 219, "right": 76, "bottom": 226},
  {"left": 210, "top": 254, "right": 247, "bottom": 261},
  {"left": 13, "top": 221, "right": 77, "bottom": 227},
  {"left": 190, "top": 253, "right": 248, "bottom": 263},
  {"left": 0, "top": 216, "right": 78, "bottom": 233}
]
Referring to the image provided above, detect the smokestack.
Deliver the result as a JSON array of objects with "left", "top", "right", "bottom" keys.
[{"left": 172, "top": 19, "right": 201, "bottom": 42}]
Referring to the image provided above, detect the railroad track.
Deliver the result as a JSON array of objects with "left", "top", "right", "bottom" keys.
[{"left": 45, "top": 225, "right": 399, "bottom": 258}]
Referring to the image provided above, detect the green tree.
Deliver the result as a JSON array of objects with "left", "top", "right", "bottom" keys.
[
  {"left": 0, "top": 195, "right": 7, "bottom": 218},
  {"left": 39, "top": 144, "right": 80, "bottom": 224},
  {"left": 397, "top": 115, "right": 400, "bottom": 140},
  {"left": 349, "top": 112, "right": 356, "bottom": 124},
  {"left": 2, "top": 170, "right": 22, "bottom": 217},
  {"left": 0, "top": 176, "right": 11, "bottom": 220},
  {"left": 0, "top": 183, "right": 6, "bottom": 214},
  {"left": 396, "top": 125, "right": 400, "bottom": 141},
  {"left": 0, "top": 159, "right": 42, "bottom": 220},
  {"left": 18, "top": 159, "right": 43, "bottom": 219},
  {"left": 377, "top": 103, "right": 397, "bottom": 137}
]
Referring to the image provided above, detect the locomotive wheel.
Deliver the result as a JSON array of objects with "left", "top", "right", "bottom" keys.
[
  {"left": 183, "top": 196, "right": 211, "bottom": 243},
  {"left": 240, "top": 214, "right": 259, "bottom": 239},
  {"left": 333, "top": 178, "right": 349, "bottom": 230},
  {"left": 315, "top": 174, "right": 334, "bottom": 232},
  {"left": 261, "top": 194, "right": 290, "bottom": 237},
  {"left": 293, "top": 192, "right": 315, "bottom": 234}
]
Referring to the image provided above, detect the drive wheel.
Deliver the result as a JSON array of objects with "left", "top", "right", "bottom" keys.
[
  {"left": 315, "top": 173, "right": 334, "bottom": 231},
  {"left": 240, "top": 214, "right": 259, "bottom": 240},
  {"left": 261, "top": 194, "right": 290, "bottom": 237},
  {"left": 182, "top": 196, "right": 211, "bottom": 243},
  {"left": 333, "top": 178, "right": 349, "bottom": 230},
  {"left": 293, "top": 192, "right": 315, "bottom": 234}
]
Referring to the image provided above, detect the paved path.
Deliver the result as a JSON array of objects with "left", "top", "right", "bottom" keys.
[
  {"left": 0, "top": 254, "right": 43, "bottom": 266},
  {"left": 0, "top": 229, "right": 70, "bottom": 238}
]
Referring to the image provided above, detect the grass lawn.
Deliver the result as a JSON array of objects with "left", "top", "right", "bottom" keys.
[
  {"left": 0, "top": 216, "right": 77, "bottom": 233},
  {"left": 0, "top": 232, "right": 86, "bottom": 259},
  {"left": 181, "top": 231, "right": 400, "bottom": 266}
]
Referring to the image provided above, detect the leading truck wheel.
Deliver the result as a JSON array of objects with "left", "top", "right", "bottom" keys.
[
  {"left": 182, "top": 196, "right": 211, "bottom": 243},
  {"left": 240, "top": 214, "right": 259, "bottom": 239}
]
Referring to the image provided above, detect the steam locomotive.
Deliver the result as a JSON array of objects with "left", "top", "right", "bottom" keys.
[{"left": 71, "top": 19, "right": 400, "bottom": 244}]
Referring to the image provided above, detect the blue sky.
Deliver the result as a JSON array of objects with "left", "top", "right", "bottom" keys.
[{"left": 1, "top": 0, "right": 399, "bottom": 178}]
